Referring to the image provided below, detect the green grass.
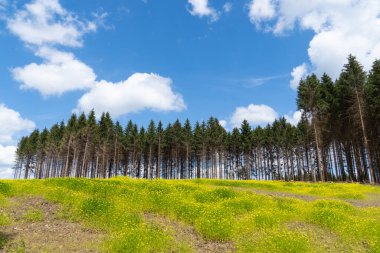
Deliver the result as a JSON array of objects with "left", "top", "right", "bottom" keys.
[
  {"left": 191, "top": 179, "right": 380, "bottom": 199},
  {"left": 0, "top": 213, "right": 10, "bottom": 226},
  {"left": 0, "top": 178, "right": 379, "bottom": 252},
  {"left": 22, "top": 209, "right": 43, "bottom": 222}
]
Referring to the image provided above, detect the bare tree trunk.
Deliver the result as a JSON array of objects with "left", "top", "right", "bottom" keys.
[
  {"left": 312, "top": 118, "right": 324, "bottom": 181},
  {"left": 355, "top": 88, "right": 375, "bottom": 184},
  {"left": 72, "top": 147, "right": 78, "bottom": 178},
  {"left": 332, "top": 143, "right": 339, "bottom": 181},
  {"left": 202, "top": 145, "right": 206, "bottom": 179},
  {"left": 81, "top": 139, "right": 88, "bottom": 178},
  {"left": 276, "top": 148, "right": 282, "bottom": 180},
  {"left": 148, "top": 144, "right": 152, "bottom": 179},
  {"left": 290, "top": 149, "right": 295, "bottom": 181},
  {"left": 156, "top": 136, "right": 161, "bottom": 179},
  {"left": 196, "top": 155, "right": 201, "bottom": 179},
  {"left": 24, "top": 156, "right": 31, "bottom": 179},
  {"left": 95, "top": 155, "right": 99, "bottom": 178},
  {"left": 353, "top": 142, "right": 363, "bottom": 182},
  {"left": 186, "top": 144, "right": 189, "bottom": 179},
  {"left": 113, "top": 137, "right": 118, "bottom": 178},
  {"left": 344, "top": 143, "right": 355, "bottom": 181},
  {"left": 102, "top": 146, "right": 106, "bottom": 178},
  {"left": 337, "top": 143, "right": 346, "bottom": 181},
  {"left": 63, "top": 137, "right": 71, "bottom": 177}
]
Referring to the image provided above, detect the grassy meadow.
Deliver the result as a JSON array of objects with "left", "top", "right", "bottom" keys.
[{"left": 0, "top": 178, "right": 380, "bottom": 252}]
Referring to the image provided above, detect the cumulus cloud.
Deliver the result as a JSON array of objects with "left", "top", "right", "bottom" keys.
[
  {"left": 223, "top": 2, "right": 232, "bottom": 13},
  {"left": 0, "top": 144, "right": 16, "bottom": 179},
  {"left": 0, "top": 165, "right": 15, "bottom": 179},
  {"left": 248, "top": 0, "right": 380, "bottom": 86},
  {"left": 230, "top": 104, "right": 278, "bottom": 127},
  {"left": 226, "top": 104, "right": 301, "bottom": 129},
  {"left": 248, "top": 0, "right": 276, "bottom": 28},
  {"left": 0, "top": 0, "right": 7, "bottom": 11},
  {"left": 188, "top": 0, "right": 219, "bottom": 21},
  {"left": 0, "top": 145, "right": 16, "bottom": 179},
  {"left": 0, "top": 104, "right": 35, "bottom": 179},
  {"left": 7, "top": 0, "right": 96, "bottom": 47},
  {"left": 0, "top": 145, "right": 16, "bottom": 166},
  {"left": 0, "top": 104, "right": 35, "bottom": 145},
  {"left": 284, "top": 110, "right": 302, "bottom": 126},
  {"left": 8, "top": 0, "right": 186, "bottom": 113},
  {"left": 290, "top": 63, "right": 308, "bottom": 90},
  {"left": 7, "top": 0, "right": 99, "bottom": 96},
  {"left": 219, "top": 119, "right": 228, "bottom": 129},
  {"left": 12, "top": 47, "right": 96, "bottom": 96},
  {"left": 76, "top": 73, "right": 186, "bottom": 118}
]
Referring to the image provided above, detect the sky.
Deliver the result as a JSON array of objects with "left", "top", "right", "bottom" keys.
[{"left": 0, "top": 0, "right": 379, "bottom": 178}]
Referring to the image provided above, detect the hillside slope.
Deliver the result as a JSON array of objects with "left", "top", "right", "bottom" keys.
[{"left": 0, "top": 179, "right": 379, "bottom": 252}]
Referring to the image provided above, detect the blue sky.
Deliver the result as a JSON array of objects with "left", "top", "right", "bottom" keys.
[
  {"left": 0, "top": 0, "right": 311, "bottom": 128},
  {"left": 0, "top": 0, "right": 379, "bottom": 177}
]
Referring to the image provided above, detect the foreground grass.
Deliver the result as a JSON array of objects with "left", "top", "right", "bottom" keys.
[{"left": 0, "top": 178, "right": 379, "bottom": 252}]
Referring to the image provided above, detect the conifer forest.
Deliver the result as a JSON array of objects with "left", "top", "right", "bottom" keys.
[{"left": 13, "top": 56, "right": 380, "bottom": 183}]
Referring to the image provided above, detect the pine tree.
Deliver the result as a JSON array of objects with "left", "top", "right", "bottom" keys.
[
  {"left": 240, "top": 120, "right": 252, "bottom": 179},
  {"left": 366, "top": 59, "right": 380, "bottom": 182},
  {"left": 297, "top": 74, "right": 323, "bottom": 181},
  {"left": 183, "top": 119, "right": 192, "bottom": 179},
  {"left": 146, "top": 120, "right": 156, "bottom": 179},
  {"left": 339, "top": 55, "right": 374, "bottom": 183}
]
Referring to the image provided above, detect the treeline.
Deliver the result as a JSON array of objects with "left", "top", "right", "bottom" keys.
[{"left": 14, "top": 56, "right": 380, "bottom": 183}]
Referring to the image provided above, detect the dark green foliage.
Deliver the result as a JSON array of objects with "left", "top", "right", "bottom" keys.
[
  {"left": 309, "top": 200, "right": 353, "bottom": 229},
  {"left": 194, "top": 188, "right": 237, "bottom": 203},
  {"left": 0, "top": 182, "right": 10, "bottom": 196},
  {"left": 81, "top": 197, "right": 113, "bottom": 217}
]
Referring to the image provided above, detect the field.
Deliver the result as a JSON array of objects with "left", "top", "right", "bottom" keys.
[{"left": 0, "top": 178, "right": 379, "bottom": 252}]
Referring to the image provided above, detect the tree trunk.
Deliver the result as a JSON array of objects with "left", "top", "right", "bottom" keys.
[
  {"left": 156, "top": 137, "right": 161, "bottom": 179},
  {"left": 312, "top": 118, "right": 324, "bottom": 181},
  {"left": 354, "top": 88, "right": 375, "bottom": 184},
  {"left": 63, "top": 136, "right": 72, "bottom": 177}
]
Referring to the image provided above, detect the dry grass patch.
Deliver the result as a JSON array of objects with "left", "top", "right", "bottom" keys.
[
  {"left": 0, "top": 196, "right": 104, "bottom": 253},
  {"left": 286, "top": 221, "right": 369, "bottom": 252},
  {"left": 144, "top": 213, "right": 234, "bottom": 253}
]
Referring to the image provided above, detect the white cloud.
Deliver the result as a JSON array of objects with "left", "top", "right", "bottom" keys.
[
  {"left": 0, "top": 144, "right": 16, "bottom": 179},
  {"left": 76, "top": 73, "right": 186, "bottom": 118},
  {"left": 290, "top": 63, "right": 308, "bottom": 90},
  {"left": 0, "top": 166, "right": 14, "bottom": 179},
  {"left": 0, "top": 0, "right": 7, "bottom": 10},
  {"left": 0, "top": 145, "right": 16, "bottom": 166},
  {"left": 12, "top": 47, "right": 96, "bottom": 96},
  {"left": 230, "top": 104, "right": 278, "bottom": 127},
  {"left": 0, "top": 104, "right": 35, "bottom": 145},
  {"left": 219, "top": 119, "right": 228, "bottom": 129},
  {"left": 248, "top": 0, "right": 276, "bottom": 28},
  {"left": 249, "top": 0, "right": 380, "bottom": 84},
  {"left": 226, "top": 105, "right": 302, "bottom": 129},
  {"left": 0, "top": 105, "right": 35, "bottom": 179},
  {"left": 188, "top": 0, "right": 219, "bottom": 21},
  {"left": 7, "top": 0, "right": 96, "bottom": 47},
  {"left": 7, "top": 0, "right": 185, "bottom": 112},
  {"left": 223, "top": 2, "right": 232, "bottom": 13},
  {"left": 7, "top": 0, "right": 98, "bottom": 96},
  {"left": 8, "top": 1, "right": 186, "bottom": 116},
  {"left": 284, "top": 110, "right": 302, "bottom": 126}
]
